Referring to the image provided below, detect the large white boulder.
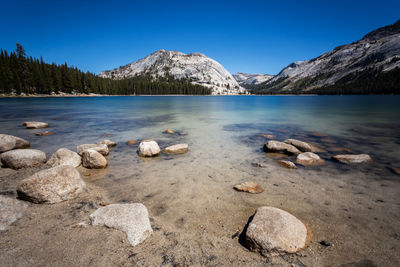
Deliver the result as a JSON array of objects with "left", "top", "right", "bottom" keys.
[
  {"left": 90, "top": 203, "right": 153, "bottom": 246},
  {"left": 137, "top": 140, "right": 161, "bottom": 157},
  {"left": 245, "top": 206, "right": 309, "bottom": 256},
  {"left": 17, "top": 165, "right": 86, "bottom": 204},
  {"left": 1, "top": 149, "right": 46, "bottom": 169},
  {"left": 47, "top": 148, "right": 81, "bottom": 168}
]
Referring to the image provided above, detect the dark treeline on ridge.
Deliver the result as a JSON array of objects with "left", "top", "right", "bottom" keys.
[{"left": 0, "top": 44, "right": 211, "bottom": 95}]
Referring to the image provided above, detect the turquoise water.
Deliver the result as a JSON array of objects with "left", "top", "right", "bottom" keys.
[{"left": 1, "top": 95, "right": 399, "bottom": 162}]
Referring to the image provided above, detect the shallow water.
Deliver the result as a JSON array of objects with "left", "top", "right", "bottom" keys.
[{"left": 1, "top": 95, "right": 400, "bottom": 266}]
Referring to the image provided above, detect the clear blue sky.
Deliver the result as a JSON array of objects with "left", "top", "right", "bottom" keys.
[{"left": 1, "top": 0, "right": 399, "bottom": 75}]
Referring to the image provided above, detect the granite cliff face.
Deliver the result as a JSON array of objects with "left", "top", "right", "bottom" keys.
[
  {"left": 233, "top": 72, "right": 274, "bottom": 86},
  {"left": 254, "top": 19, "right": 400, "bottom": 93},
  {"left": 100, "top": 50, "right": 246, "bottom": 95}
]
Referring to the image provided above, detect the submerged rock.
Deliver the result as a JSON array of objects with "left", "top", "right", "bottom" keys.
[
  {"left": 0, "top": 195, "right": 28, "bottom": 231},
  {"left": 179, "top": 131, "right": 188, "bottom": 136},
  {"left": 284, "top": 138, "right": 326, "bottom": 153},
  {"left": 245, "top": 206, "right": 309, "bottom": 256},
  {"left": 138, "top": 140, "right": 161, "bottom": 157},
  {"left": 47, "top": 148, "right": 81, "bottom": 168},
  {"left": 90, "top": 203, "right": 153, "bottom": 246},
  {"left": 332, "top": 154, "right": 372, "bottom": 164},
  {"left": 0, "top": 134, "right": 30, "bottom": 152},
  {"left": 77, "top": 143, "right": 109, "bottom": 156},
  {"left": 263, "top": 134, "right": 275, "bottom": 139},
  {"left": 23, "top": 121, "right": 49, "bottom": 129},
  {"left": 164, "top": 144, "right": 189, "bottom": 154},
  {"left": 296, "top": 152, "right": 324, "bottom": 166},
  {"left": 1, "top": 149, "right": 46, "bottom": 169},
  {"left": 97, "top": 139, "right": 116, "bottom": 148},
  {"left": 164, "top": 129, "right": 174, "bottom": 134},
  {"left": 277, "top": 160, "right": 297, "bottom": 169},
  {"left": 82, "top": 149, "right": 107, "bottom": 169},
  {"left": 263, "top": 141, "right": 301, "bottom": 155},
  {"left": 17, "top": 165, "right": 86, "bottom": 204},
  {"left": 36, "top": 131, "right": 53, "bottom": 136},
  {"left": 234, "top": 181, "right": 264, "bottom": 194},
  {"left": 127, "top": 139, "right": 137, "bottom": 145}
]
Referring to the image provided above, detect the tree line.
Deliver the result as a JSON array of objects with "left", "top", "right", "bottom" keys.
[{"left": 0, "top": 44, "right": 211, "bottom": 95}]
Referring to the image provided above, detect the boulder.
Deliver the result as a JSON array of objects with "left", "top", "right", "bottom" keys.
[
  {"left": 164, "top": 144, "right": 189, "bottom": 154},
  {"left": 277, "top": 160, "right": 297, "bottom": 169},
  {"left": 0, "top": 195, "right": 28, "bottom": 230},
  {"left": 332, "top": 154, "right": 372, "bottom": 164},
  {"left": 47, "top": 148, "right": 81, "bottom": 168},
  {"left": 164, "top": 129, "right": 174, "bottom": 134},
  {"left": 77, "top": 143, "right": 109, "bottom": 156},
  {"left": 36, "top": 131, "right": 54, "bottom": 136},
  {"left": 296, "top": 152, "right": 324, "bottom": 166},
  {"left": 263, "top": 141, "right": 301, "bottom": 155},
  {"left": 137, "top": 140, "right": 161, "bottom": 157},
  {"left": 127, "top": 139, "right": 137, "bottom": 145},
  {"left": 17, "top": 165, "right": 86, "bottom": 204},
  {"left": 1, "top": 149, "right": 46, "bottom": 169},
  {"left": 284, "top": 139, "right": 312, "bottom": 152},
  {"left": 82, "top": 149, "right": 107, "bottom": 169},
  {"left": 23, "top": 121, "right": 49, "bottom": 129},
  {"left": 245, "top": 206, "right": 309, "bottom": 256},
  {"left": 0, "top": 134, "right": 30, "bottom": 153},
  {"left": 97, "top": 139, "right": 116, "bottom": 148},
  {"left": 234, "top": 181, "right": 264, "bottom": 194},
  {"left": 90, "top": 203, "right": 153, "bottom": 246}
]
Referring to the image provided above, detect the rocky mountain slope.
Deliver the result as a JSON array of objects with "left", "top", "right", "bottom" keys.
[
  {"left": 99, "top": 50, "right": 246, "bottom": 95},
  {"left": 233, "top": 72, "right": 274, "bottom": 86},
  {"left": 253, "top": 19, "right": 400, "bottom": 94}
]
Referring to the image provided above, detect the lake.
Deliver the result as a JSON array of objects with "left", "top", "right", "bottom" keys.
[{"left": 1, "top": 95, "right": 399, "bottom": 266}]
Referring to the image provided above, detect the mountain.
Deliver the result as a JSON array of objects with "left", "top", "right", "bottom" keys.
[
  {"left": 99, "top": 50, "right": 246, "bottom": 95},
  {"left": 252, "top": 19, "right": 400, "bottom": 94},
  {"left": 233, "top": 72, "right": 274, "bottom": 86}
]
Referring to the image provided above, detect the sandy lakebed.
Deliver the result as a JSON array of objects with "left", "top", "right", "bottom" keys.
[{"left": 0, "top": 96, "right": 399, "bottom": 266}]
